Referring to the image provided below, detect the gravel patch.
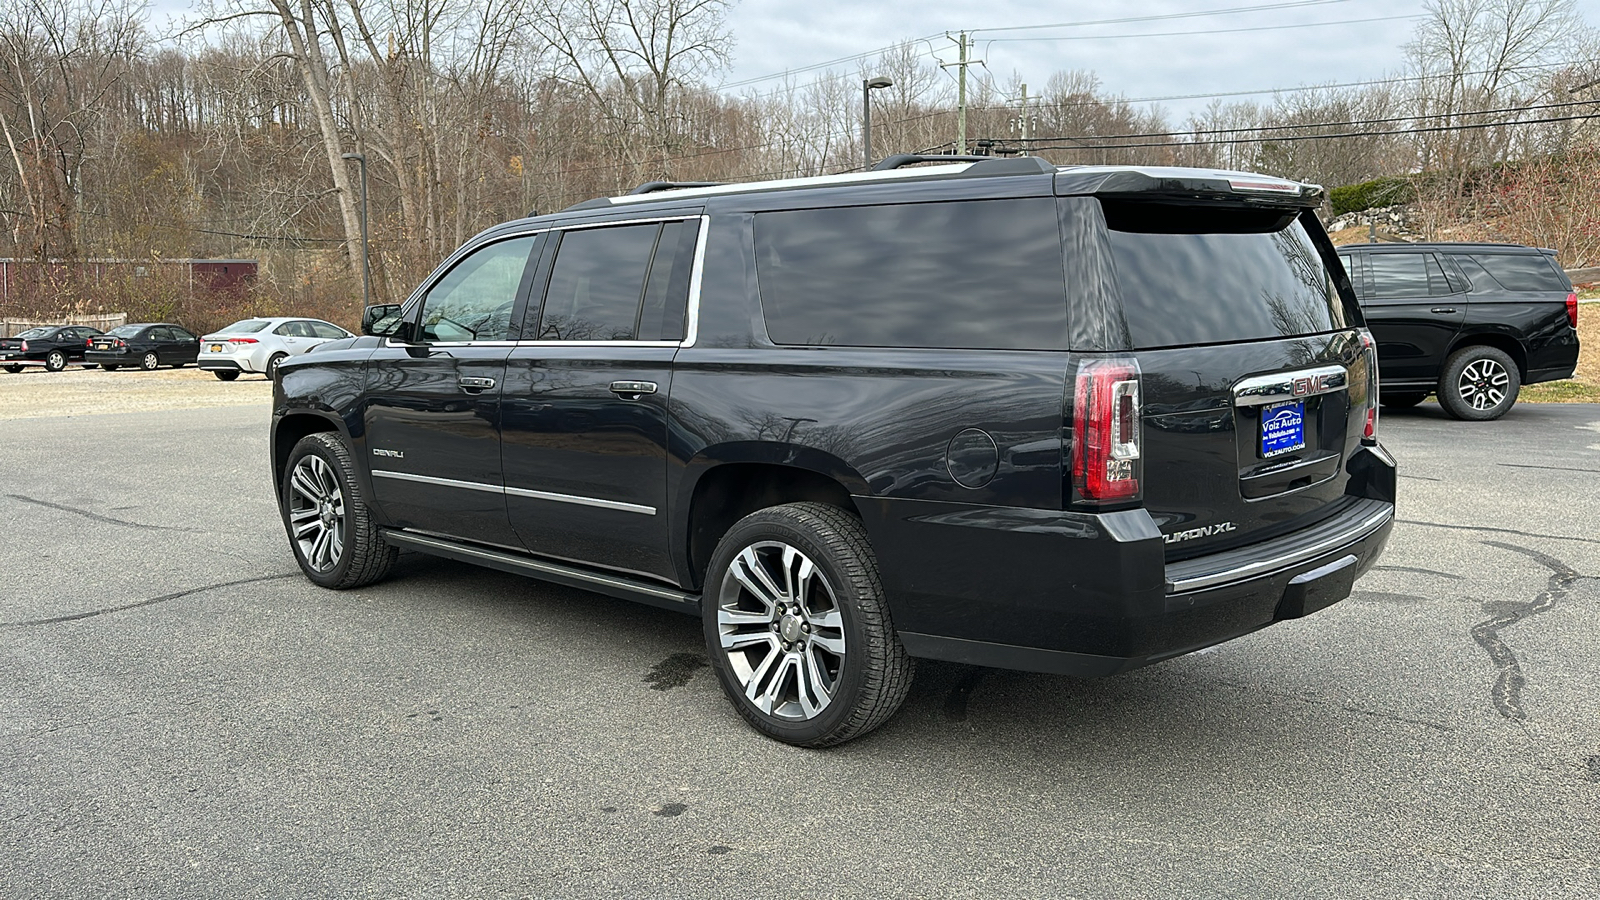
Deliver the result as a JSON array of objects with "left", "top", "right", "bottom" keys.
[{"left": 0, "top": 365, "right": 272, "bottom": 419}]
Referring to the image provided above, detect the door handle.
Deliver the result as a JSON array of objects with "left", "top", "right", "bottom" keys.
[
  {"left": 609, "top": 380, "right": 658, "bottom": 398},
  {"left": 1430, "top": 307, "right": 1458, "bottom": 314},
  {"left": 459, "top": 376, "right": 496, "bottom": 392}
]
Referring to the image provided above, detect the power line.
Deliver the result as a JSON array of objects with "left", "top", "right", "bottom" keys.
[
  {"left": 715, "top": 0, "right": 1365, "bottom": 91},
  {"left": 1017, "top": 111, "right": 1600, "bottom": 152},
  {"left": 983, "top": 14, "right": 1421, "bottom": 44}
]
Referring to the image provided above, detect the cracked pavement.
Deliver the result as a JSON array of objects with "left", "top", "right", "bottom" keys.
[{"left": 2, "top": 401, "right": 1598, "bottom": 898}]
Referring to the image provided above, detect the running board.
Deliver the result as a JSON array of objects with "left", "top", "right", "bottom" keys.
[{"left": 381, "top": 530, "right": 700, "bottom": 614}]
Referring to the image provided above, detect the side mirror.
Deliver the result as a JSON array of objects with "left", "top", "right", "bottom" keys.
[{"left": 361, "top": 304, "right": 404, "bottom": 338}]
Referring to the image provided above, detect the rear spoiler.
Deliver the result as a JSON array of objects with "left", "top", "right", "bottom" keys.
[{"left": 1055, "top": 167, "right": 1324, "bottom": 208}]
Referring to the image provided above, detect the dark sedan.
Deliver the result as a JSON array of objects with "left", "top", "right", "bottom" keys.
[
  {"left": 0, "top": 325, "right": 105, "bottom": 372},
  {"left": 84, "top": 323, "right": 201, "bottom": 371}
]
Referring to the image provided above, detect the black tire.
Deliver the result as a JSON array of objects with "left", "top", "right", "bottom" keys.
[
  {"left": 102, "top": 364, "right": 119, "bottom": 372},
  {"left": 45, "top": 351, "right": 66, "bottom": 372},
  {"left": 266, "top": 353, "right": 288, "bottom": 380},
  {"left": 280, "top": 431, "right": 397, "bottom": 589},
  {"left": 1381, "top": 391, "right": 1427, "bottom": 409},
  {"left": 213, "top": 369, "right": 240, "bottom": 382},
  {"left": 3, "top": 365, "right": 22, "bottom": 374},
  {"left": 1437, "top": 345, "right": 1520, "bottom": 421},
  {"left": 140, "top": 351, "right": 160, "bottom": 371},
  {"left": 702, "top": 502, "right": 914, "bottom": 747}
]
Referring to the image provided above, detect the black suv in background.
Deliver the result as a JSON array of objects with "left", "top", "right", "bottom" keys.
[
  {"left": 1337, "top": 242, "right": 1579, "bottom": 420},
  {"left": 272, "top": 159, "right": 1396, "bottom": 746}
]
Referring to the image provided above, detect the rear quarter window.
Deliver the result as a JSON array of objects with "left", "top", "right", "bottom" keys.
[
  {"left": 753, "top": 198, "right": 1067, "bottom": 350},
  {"left": 1468, "top": 253, "right": 1570, "bottom": 292},
  {"left": 1103, "top": 202, "right": 1352, "bottom": 350}
]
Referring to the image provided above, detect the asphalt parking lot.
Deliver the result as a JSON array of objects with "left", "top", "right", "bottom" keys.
[{"left": 2, "top": 399, "right": 1597, "bottom": 898}]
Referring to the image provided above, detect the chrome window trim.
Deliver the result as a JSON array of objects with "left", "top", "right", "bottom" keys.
[
  {"left": 1232, "top": 364, "right": 1349, "bottom": 407},
  {"left": 371, "top": 469, "right": 656, "bottom": 515},
  {"left": 386, "top": 214, "right": 709, "bottom": 351},
  {"left": 682, "top": 214, "right": 711, "bottom": 348}
]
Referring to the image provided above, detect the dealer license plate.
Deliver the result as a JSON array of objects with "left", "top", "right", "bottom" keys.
[
  {"left": 210, "top": 344, "right": 223, "bottom": 353},
  {"left": 1260, "top": 400, "right": 1306, "bottom": 458}
]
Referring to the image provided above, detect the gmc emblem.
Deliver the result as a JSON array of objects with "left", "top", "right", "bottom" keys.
[{"left": 1292, "top": 374, "right": 1333, "bottom": 396}]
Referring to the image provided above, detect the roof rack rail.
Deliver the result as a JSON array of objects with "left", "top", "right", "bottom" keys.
[
  {"left": 870, "top": 154, "right": 1056, "bottom": 177},
  {"left": 626, "top": 180, "right": 726, "bottom": 195},
  {"left": 871, "top": 154, "right": 988, "bottom": 170}
]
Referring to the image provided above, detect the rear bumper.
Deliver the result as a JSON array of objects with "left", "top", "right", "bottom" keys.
[
  {"left": 865, "top": 443, "right": 1398, "bottom": 677},
  {"left": 198, "top": 358, "right": 246, "bottom": 372},
  {"left": 83, "top": 351, "right": 130, "bottom": 365}
]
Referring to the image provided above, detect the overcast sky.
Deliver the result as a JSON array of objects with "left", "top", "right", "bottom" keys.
[
  {"left": 152, "top": 0, "right": 1600, "bottom": 124},
  {"left": 714, "top": 0, "right": 1600, "bottom": 122}
]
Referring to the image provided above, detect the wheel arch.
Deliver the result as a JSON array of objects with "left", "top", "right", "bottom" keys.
[
  {"left": 674, "top": 449, "right": 866, "bottom": 592},
  {"left": 271, "top": 411, "right": 348, "bottom": 496},
  {"left": 1445, "top": 330, "right": 1527, "bottom": 380}
]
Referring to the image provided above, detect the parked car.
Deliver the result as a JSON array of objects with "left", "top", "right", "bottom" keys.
[
  {"left": 198, "top": 317, "right": 354, "bottom": 381},
  {"left": 1336, "top": 242, "right": 1580, "bottom": 420},
  {"left": 0, "top": 325, "right": 104, "bottom": 372},
  {"left": 271, "top": 158, "right": 1396, "bottom": 746},
  {"left": 85, "top": 323, "right": 201, "bottom": 371}
]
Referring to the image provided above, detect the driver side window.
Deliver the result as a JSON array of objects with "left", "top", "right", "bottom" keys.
[{"left": 419, "top": 235, "right": 539, "bottom": 342}]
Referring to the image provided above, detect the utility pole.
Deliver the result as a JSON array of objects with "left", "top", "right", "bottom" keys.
[
  {"left": 940, "top": 32, "right": 981, "bottom": 155},
  {"left": 1012, "top": 83, "right": 1033, "bottom": 156}
]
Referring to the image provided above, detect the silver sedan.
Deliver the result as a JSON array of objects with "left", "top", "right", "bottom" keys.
[{"left": 197, "top": 317, "right": 352, "bottom": 381}]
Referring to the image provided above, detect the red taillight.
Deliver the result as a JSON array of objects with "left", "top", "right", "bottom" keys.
[
  {"left": 1073, "top": 358, "right": 1142, "bottom": 503},
  {"left": 84, "top": 338, "right": 92, "bottom": 348},
  {"left": 228, "top": 337, "right": 259, "bottom": 344},
  {"left": 1567, "top": 292, "right": 1578, "bottom": 329},
  {"left": 18, "top": 340, "right": 27, "bottom": 351},
  {"left": 116, "top": 339, "right": 126, "bottom": 348},
  {"left": 1358, "top": 329, "right": 1379, "bottom": 443}
]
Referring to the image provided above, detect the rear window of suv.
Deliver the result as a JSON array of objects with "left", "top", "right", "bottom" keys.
[
  {"left": 753, "top": 198, "right": 1068, "bottom": 350},
  {"left": 1103, "top": 202, "right": 1352, "bottom": 350},
  {"left": 1456, "top": 253, "right": 1568, "bottom": 293}
]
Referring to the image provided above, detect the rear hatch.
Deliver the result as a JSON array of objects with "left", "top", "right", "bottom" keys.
[{"left": 1091, "top": 196, "right": 1375, "bottom": 560}]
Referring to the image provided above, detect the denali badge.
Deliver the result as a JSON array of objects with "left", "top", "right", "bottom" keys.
[
  {"left": 372, "top": 448, "right": 405, "bottom": 458},
  {"left": 1163, "top": 522, "right": 1237, "bottom": 544}
]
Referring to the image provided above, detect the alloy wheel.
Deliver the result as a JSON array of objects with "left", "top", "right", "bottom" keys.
[
  {"left": 287, "top": 454, "right": 346, "bottom": 573},
  {"left": 1457, "top": 358, "right": 1509, "bottom": 411},
  {"left": 715, "top": 541, "right": 847, "bottom": 721}
]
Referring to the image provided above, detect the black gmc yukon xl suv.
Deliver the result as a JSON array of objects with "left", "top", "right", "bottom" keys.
[{"left": 272, "top": 157, "right": 1396, "bottom": 746}]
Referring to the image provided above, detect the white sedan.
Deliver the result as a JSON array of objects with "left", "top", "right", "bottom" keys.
[{"left": 197, "top": 317, "right": 353, "bottom": 381}]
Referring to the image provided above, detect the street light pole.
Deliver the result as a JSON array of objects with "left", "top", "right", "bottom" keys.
[
  {"left": 340, "top": 152, "right": 370, "bottom": 309},
  {"left": 862, "top": 76, "right": 893, "bottom": 169}
]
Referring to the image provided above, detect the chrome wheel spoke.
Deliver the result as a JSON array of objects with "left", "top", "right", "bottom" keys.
[
  {"left": 730, "top": 547, "right": 785, "bottom": 612},
  {"left": 721, "top": 628, "right": 778, "bottom": 651},
  {"left": 290, "top": 467, "right": 323, "bottom": 503},
  {"left": 809, "top": 608, "right": 842, "bottom": 630},
  {"left": 808, "top": 632, "right": 845, "bottom": 654},
  {"left": 743, "top": 647, "right": 784, "bottom": 712}
]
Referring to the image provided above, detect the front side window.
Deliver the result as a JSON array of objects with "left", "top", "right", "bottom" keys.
[
  {"left": 309, "top": 321, "right": 349, "bottom": 339},
  {"left": 538, "top": 224, "right": 662, "bottom": 341},
  {"left": 419, "top": 235, "right": 538, "bottom": 342},
  {"left": 1366, "top": 253, "right": 1440, "bottom": 300}
]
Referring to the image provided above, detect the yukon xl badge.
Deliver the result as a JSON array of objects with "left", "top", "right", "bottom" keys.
[
  {"left": 1163, "top": 521, "right": 1237, "bottom": 544},
  {"left": 372, "top": 448, "right": 405, "bottom": 459}
]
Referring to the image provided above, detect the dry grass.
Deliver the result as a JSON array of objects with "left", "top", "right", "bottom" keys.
[
  {"left": 1521, "top": 301, "right": 1598, "bottom": 403},
  {"left": 0, "top": 365, "right": 272, "bottom": 420}
]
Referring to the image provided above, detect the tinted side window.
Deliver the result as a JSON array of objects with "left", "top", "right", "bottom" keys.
[
  {"left": 420, "top": 235, "right": 537, "bottom": 342},
  {"left": 309, "top": 321, "right": 347, "bottom": 339},
  {"left": 638, "top": 220, "right": 694, "bottom": 342},
  {"left": 1471, "top": 253, "right": 1569, "bottom": 292},
  {"left": 1366, "top": 253, "right": 1436, "bottom": 299},
  {"left": 1340, "top": 253, "right": 1364, "bottom": 300},
  {"left": 1105, "top": 203, "right": 1349, "bottom": 349},
  {"left": 539, "top": 224, "right": 660, "bottom": 341},
  {"left": 1449, "top": 254, "right": 1498, "bottom": 292},
  {"left": 172, "top": 327, "right": 197, "bottom": 341},
  {"left": 150, "top": 326, "right": 175, "bottom": 341},
  {"left": 754, "top": 198, "right": 1066, "bottom": 350}
]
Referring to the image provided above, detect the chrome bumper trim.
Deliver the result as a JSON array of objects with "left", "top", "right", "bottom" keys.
[{"left": 1165, "top": 501, "right": 1393, "bottom": 594}]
